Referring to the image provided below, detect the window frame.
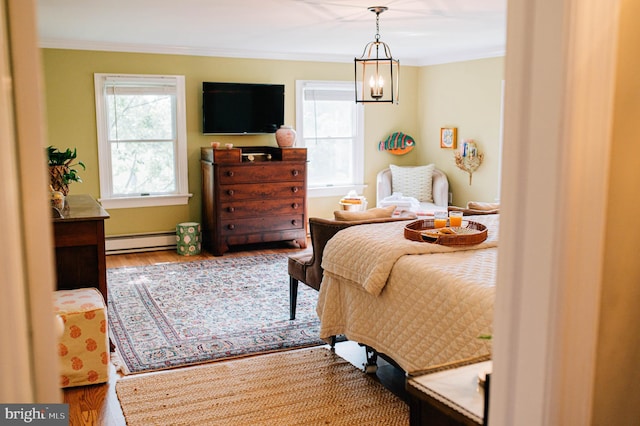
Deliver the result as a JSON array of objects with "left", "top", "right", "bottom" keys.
[
  {"left": 94, "top": 73, "right": 191, "bottom": 209},
  {"left": 295, "top": 80, "right": 366, "bottom": 198}
]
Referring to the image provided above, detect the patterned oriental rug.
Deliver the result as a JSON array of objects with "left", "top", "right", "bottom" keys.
[
  {"left": 107, "top": 253, "right": 325, "bottom": 374},
  {"left": 116, "top": 347, "right": 409, "bottom": 425}
]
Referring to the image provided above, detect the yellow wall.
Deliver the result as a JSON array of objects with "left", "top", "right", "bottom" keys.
[
  {"left": 41, "top": 49, "right": 502, "bottom": 237},
  {"left": 41, "top": 49, "right": 420, "bottom": 234},
  {"left": 417, "top": 57, "right": 505, "bottom": 206}
]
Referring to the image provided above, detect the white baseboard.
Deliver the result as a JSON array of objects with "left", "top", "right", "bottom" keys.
[{"left": 105, "top": 232, "right": 176, "bottom": 255}]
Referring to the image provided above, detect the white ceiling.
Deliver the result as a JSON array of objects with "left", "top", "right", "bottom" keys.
[{"left": 36, "top": 0, "right": 507, "bottom": 66}]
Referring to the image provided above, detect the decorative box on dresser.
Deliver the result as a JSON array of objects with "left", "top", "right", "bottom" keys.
[{"left": 201, "top": 146, "right": 308, "bottom": 256}]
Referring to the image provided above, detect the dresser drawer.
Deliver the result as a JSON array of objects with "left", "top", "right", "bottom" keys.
[
  {"left": 218, "top": 163, "right": 305, "bottom": 184},
  {"left": 220, "top": 215, "right": 305, "bottom": 235},
  {"left": 220, "top": 198, "right": 305, "bottom": 219},
  {"left": 54, "top": 221, "right": 100, "bottom": 247},
  {"left": 219, "top": 182, "right": 305, "bottom": 201}
]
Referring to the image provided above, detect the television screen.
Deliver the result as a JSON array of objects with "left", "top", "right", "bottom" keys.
[{"left": 202, "top": 82, "right": 285, "bottom": 134}]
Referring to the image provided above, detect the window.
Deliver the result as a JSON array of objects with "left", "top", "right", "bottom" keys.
[
  {"left": 295, "top": 80, "right": 365, "bottom": 197},
  {"left": 94, "top": 73, "right": 191, "bottom": 209}
]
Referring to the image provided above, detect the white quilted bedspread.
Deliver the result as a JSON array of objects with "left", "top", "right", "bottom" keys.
[
  {"left": 317, "top": 215, "right": 499, "bottom": 374},
  {"left": 321, "top": 214, "right": 499, "bottom": 296}
]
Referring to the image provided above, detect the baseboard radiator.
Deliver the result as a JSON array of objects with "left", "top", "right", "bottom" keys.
[{"left": 105, "top": 231, "right": 177, "bottom": 255}]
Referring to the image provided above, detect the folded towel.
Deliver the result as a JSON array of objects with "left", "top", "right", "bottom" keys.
[{"left": 379, "top": 192, "right": 421, "bottom": 211}]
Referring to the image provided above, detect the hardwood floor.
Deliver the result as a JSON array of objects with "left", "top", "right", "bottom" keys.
[
  {"left": 104, "top": 240, "right": 305, "bottom": 268},
  {"left": 63, "top": 244, "right": 407, "bottom": 426}
]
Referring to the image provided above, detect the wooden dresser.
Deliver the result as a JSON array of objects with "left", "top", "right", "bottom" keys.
[
  {"left": 201, "top": 146, "right": 308, "bottom": 256},
  {"left": 52, "top": 194, "right": 110, "bottom": 301}
]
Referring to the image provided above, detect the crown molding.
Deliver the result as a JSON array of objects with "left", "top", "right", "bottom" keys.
[
  {"left": 39, "top": 38, "right": 503, "bottom": 67},
  {"left": 415, "top": 46, "right": 506, "bottom": 66},
  {"left": 39, "top": 38, "right": 356, "bottom": 64}
]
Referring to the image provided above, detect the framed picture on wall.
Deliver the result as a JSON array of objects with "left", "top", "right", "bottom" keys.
[{"left": 440, "top": 127, "right": 457, "bottom": 149}]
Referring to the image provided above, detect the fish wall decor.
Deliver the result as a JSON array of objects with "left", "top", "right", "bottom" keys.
[{"left": 378, "top": 132, "right": 415, "bottom": 155}]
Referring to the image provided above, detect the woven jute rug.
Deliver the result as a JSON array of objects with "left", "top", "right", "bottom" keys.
[{"left": 116, "top": 347, "right": 409, "bottom": 425}]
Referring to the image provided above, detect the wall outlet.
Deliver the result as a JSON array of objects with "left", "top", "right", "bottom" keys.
[{"left": 448, "top": 192, "right": 453, "bottom": 204}]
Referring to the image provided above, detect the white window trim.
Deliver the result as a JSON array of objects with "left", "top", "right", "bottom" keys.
[
  {"left": 295, "top": 80, "right": 365, "bottom": 199},
  {"left": 94, "top": 73, "right": 192, "bottom": 209}
]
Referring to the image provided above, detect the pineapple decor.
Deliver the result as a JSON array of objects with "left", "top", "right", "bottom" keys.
[{"left": 47, "top": 146, "right": 85, "bottom": 196}]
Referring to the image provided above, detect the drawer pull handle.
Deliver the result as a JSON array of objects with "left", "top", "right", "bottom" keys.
[
  {"left": 227, "top": 207, "right": 235, "bottom": 213},
  {"left": 292, "top": 203, "right": 299, "bottom": 209},
  {"left": 227, "top": 189, "right": 234, "bottom": 196},
  {"left": 291, "top": 170, "right": 299, "bottom": 177},
  {"left": 227, "top": 224, "right": 235, "bottom": 230},
  {"left": 291, "top": 187, "right": 299, "bottom": 193},
  {"left": 226, "top": 171, "right": 234, "bottom": 177},
  {"left": 291, "top": 220, "right": 298, "bottom": 226}
]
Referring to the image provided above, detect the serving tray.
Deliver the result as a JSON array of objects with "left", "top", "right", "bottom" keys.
[{"left": 404, "top": 219, "right": 488, "bottom": 246}]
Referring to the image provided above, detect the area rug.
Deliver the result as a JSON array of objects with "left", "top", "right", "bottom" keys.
[
  {"left": 116, "top": 347, "right": 409, "bottom": 425},
  {"left": 108, "top": 253, "right": 326, "bottom": 374}
]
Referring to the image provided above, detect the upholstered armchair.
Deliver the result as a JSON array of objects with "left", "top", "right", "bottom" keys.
[
  {"left": 288, "top": 215, "right": 415, "bottom": 321},
  {"left": 376, "top": 165, "right": 449, "bottom": 214}
]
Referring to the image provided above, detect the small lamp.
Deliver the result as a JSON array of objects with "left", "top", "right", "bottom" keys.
[{"left": 354, "top": 6, "right": 400, "bottom": 104}]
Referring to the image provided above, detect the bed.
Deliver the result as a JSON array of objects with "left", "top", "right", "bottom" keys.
[{"left": 316, "top": 214, "right": 499, "bottom": 376}]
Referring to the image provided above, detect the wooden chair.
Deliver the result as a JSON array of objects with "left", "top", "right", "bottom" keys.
[{"left": 287, "top": 215, "right": 414, "bottom": 320}]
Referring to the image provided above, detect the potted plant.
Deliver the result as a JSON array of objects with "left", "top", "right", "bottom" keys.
[{"left": 47, "top": 146, "right": 85, "bottom": 196}]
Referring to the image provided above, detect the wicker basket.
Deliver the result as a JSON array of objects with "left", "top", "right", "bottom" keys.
[
  {"left": 404, "top": 219, "right": 488, "bottom": 246},
  {"left": 49, "top": 165, "right": 70, "bottom": 196}
]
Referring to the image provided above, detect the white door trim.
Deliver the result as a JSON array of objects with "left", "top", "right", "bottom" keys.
[
  {"left": 493, "top": 0, "right": 619, "bottom": 424},
  {"left": 3, "top": 0, "right": 61, "bottom": 402}
]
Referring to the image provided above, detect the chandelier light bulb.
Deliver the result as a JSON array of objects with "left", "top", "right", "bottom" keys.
[{"left": 370, "top": 75, "right": 384, "bottom": 99}]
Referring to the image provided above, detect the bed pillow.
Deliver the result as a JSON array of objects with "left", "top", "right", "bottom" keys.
[
  {"left": 334, "top": 205, "right": 396, "bottom": 221},
  {"left": 389, "top": 164, "right": 435, "bottom": 203},
  {"left": 467, "top": 201, "right": 500, "bottom": 211},
  {"left": 448, "top": 205, "right": 499, "bottom": 215}
]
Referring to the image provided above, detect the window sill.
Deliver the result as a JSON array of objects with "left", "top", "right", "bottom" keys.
[
  {"left": 307, "top": 184, "right": 367, "bottom": 198},
  {"left": 99, "top": 193, "right": 192, "bottom": 209}
]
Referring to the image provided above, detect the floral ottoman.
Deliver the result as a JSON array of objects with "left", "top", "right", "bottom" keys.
[{"left": 53, "top": 288, "right": 109, "bottom": 387}]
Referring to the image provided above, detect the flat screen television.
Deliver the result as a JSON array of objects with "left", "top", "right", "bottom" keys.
[{"left": 202, "top": 82, "right": 285, "bottom": 134}]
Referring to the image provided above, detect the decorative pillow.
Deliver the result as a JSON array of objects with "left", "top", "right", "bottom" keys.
[
  {"left": 334, "top": 205, "right": 396, "bottom": 221},
  {"left": 389, "top": 164, "right": 435, "bottom": 203},
  {"left": 467, "top": 201, "right": 500, "bottom": 211},
  {"left": 448, "top": 205, "right": 499, "bottom": 216}
]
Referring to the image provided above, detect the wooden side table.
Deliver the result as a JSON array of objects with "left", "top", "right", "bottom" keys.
[
  {"left": 406, "top": 360, "right": 491, "bottom": 426},
  {"left": 52, "top": 194, "right": 110, "bottom": 301}
]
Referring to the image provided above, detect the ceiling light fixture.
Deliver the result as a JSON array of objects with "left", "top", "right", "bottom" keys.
[{"left": 354, "top": 6, "right": 400, "bottom": 104}]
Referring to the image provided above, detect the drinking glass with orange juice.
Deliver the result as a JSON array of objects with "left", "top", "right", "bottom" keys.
[
  {"left": 434, "top": 211, "right": 448, "bottom": 228},
  {"left": 449, "top": 211, "right": 463, "bottom": 227}
]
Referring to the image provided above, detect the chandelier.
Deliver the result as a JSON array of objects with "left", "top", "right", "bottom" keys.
[{"left": 354, "top": 6, "right": 400, "bottom": 104}]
